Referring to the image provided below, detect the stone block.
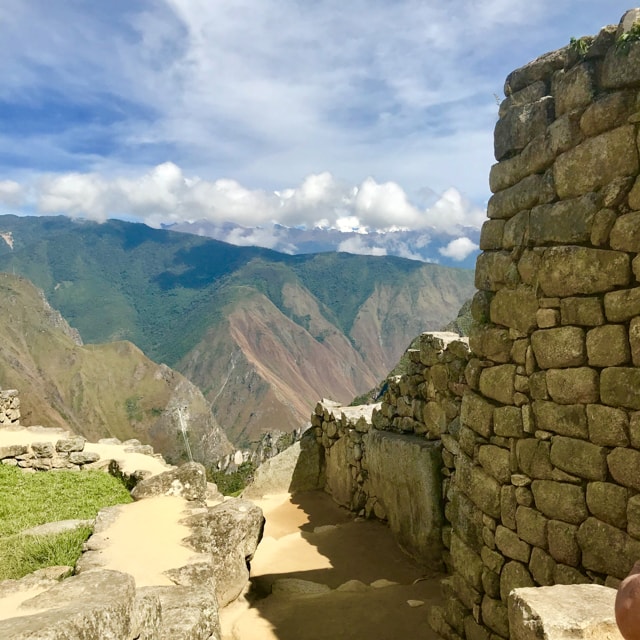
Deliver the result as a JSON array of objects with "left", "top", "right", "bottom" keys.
[
  {"left": 590, "top": 208, "right": 618, "bottom": 246},
  {"left": 516, "top": 438, "right": 554, "bottom": 480},
  {"left": 604, "top": 288, "right": 640, "bottom": 322},
  {"left": 447, "top": 489, "right": 484, "bottom": 551},
  {"left": 630, "top": 317, "right": 640, "bottom": 366},
  {"left": 528, "top": 373, "right": 548, "bottom": 401},
  {"left": 532, "top": 401, "right": 587, "bottom": 438},
  {"left": 548, "top": 111, "right": 583, "bottom": 155},
  {"left": 508, "top": 584, "right": 622, "bottom": 640},
  {"left": 586, "top": 482, "right": 629, "bottom": 529},
  {"left": 55, "top": 437, "right": 86, "bottom": 453},
  {"left": 547, "top": 520, "right": 580, "bottom": 567},
  {"left": 494, "top": 406, "right": 524, "bottom": 438},
  {"left": 69, "top": 451, "right": 100, "bottom": 465},
  {"left": 481, "top": 595, "right": 510, "bottom": 638},
  {"left": 531, "top": 480, "right": 587, "bottom": 525},
  {"left": 494, "top": 97, "right": 554, "bottom": 161},
  {"left": 587, "top": 324, "right": 631, "bottom": 367},
  {"left": 530, "top": 327, "right": 585, "bottom": 369},
  {"left": 461, "top": 392, "right": 494, "bottom": 438},
  {"left": 516, "top": 486, "right": 533, "bottom": 507},
  {"left": 468, "top": 326, "right": 513, "bottom": 363},
  {"left": 479, "top": 365, "right": 516, "bottom": 405},
  {"left": 0, "top": 444, "right": 28, "bottom": 459},
  {"left": 552, "top": 63, "right": 594, "bottom": 117},
  {"left": 529, "top": 194, "right": 598, "bottom": 245},
  {"left": 482, "top": 568, "right": 501, "bottom": 600},
  {"left": 536, "top": 308, "right": 559, "bottom": 329},
  {"left": 475, "top": 251, "right": 517, "bottom": 292},
  {"left": 479, "top": 445, "right": 511, "bottom": 484},
  {"left": 578, "top": 517, "right": 640, "bottom": 578},
  {"left": 495, "top": 525, "right": 530, "bottom": 563},
  {"left": 515, "top": 506, "right": 547, "bottom": 549},
  {"left": 451, "top": 532, "right": 484, "bottom": 592},
  {"left": 505, "top": 47, "right": 568, "bottom": 94},
  {"left": 553, "top": 564, "right": 590, "bottom": 585},
  {"left": 586, "top": 404, "right": 629, "bottom": 447},
  {"left": 602, "top": 38, "right": 640, "bottom": 89},
  {"left": 631, "top": 412, "right": 640, "bottom": 449},
  {"left": 528, "top": 547, "right": 555, "bottom": 587},
  {"left": 31, "top": 442, "right": 55, "bottom": 458},
  {"left": 546, "top": 368, "right": 599, "bottom": 404},
  {"left": 501, "top": 485, "right": 518, "bottom": 530},
  {"left": 608, "top": 447, "right": 640, "bottom": 491},
  {"left": 560, "top": 297, "right": 604, "bottom": 326},
  {"left": 465, "top": 616, "right": 491, "bottom": 640},
  {"left": 499, "top": 80, "right": 548, "bottom": 118},
  {"left": 500, "top": 561, "right": 534, "bottom": 603},
  {"left": 610, "top": 211, "right": 640, "bottom": 252},
  {"left": 549, "top": 436, "right": 607, "bottom": 481},
  {"left": 601, "top": 368, "right": 640, "bottom": 410},
  {"left": 580, "top": 90, "right": 638, "bottom": 137},
  {"left": 490, "top": 288, "right": 539, "bottom": 337},
  {"left": 627, "top": 494, "right": 640, "bottom": 539},
  {"left": 502, "top": 210, "right": 529, "bottom": 248},
  {"left": 539, "top": 246, "right": 630, "bottom": 296},
  {"left": 480, "top": 220, "right": 505, "bottom": 250},
  {"left": 517, "top": 249, "right": 543, "bottom": 287},
  {"left": 487, "top": 175, "right": 541, "bottom": 220},
  {"left": 481, "top": 545, "right": 506, "bottom": 574},
  {"left": 456, "top": 454, "right": 502, "bottom": 519},
  {"left": 629, "top": 175, "right": 640, "bottom": 210},
  {"left": 554, "top": 125, "right": 639, "bottom": 199}
]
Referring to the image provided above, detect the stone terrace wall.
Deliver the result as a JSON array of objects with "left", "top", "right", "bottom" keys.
[
  {"left": 449, "top": 9, "right": 640, "bottom": 640},
  {"left": 0, "top": 389, "right": 20, "bottom": 426}
]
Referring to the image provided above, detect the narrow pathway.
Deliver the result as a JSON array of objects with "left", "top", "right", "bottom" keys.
[{"left": 222, "top": 491, "right": 444, "bottom": 640}]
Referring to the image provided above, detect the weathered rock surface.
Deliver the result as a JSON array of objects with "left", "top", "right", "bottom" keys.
[
  {"left": 509, "top": 584, "right": 622, "bottom": 640},
  {"left": 183, "top": 498, "right": 264, "bottom": 607},
  {"left": 131, "top": 461, "right": 207, "bottom": 502}
]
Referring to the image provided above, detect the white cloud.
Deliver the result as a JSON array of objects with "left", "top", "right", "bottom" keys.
[
  {"left": 0, "top": 180, "right": 24, "bottom": 206},
  {"left": 337, "top": 236, "right": 387, "bottom": 257},
  {"left": 438, "top": 237, "right": 480, "bottom": 261},
  {"left": 30, "top": 164, "right": 486, "bottom": 238}
]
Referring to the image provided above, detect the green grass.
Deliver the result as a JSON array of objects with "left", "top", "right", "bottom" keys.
[{"left": 0, "top": 465, "right": 132, "bottom": 580}]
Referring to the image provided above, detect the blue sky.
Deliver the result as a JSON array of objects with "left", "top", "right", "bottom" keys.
[{"left": 0, "top": 1, "right": 635, "bottom": 261}]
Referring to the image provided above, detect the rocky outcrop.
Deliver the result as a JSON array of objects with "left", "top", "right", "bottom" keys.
[
  {"left": 130, "top": 461, "right": 208, "bottom": 502},
  {"left": 183, "top": 499, "right": 265, "bottom": 607}
]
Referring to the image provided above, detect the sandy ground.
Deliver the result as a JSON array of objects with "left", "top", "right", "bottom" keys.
[
  {"left": 80, "top": 495, "right": 202, "bottom": 587},
  {"left": 221, "top": 491, "right": 444, "bottom": 640}
]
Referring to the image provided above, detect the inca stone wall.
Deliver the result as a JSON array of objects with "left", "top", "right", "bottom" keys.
[
  {"left": 443, "top": 10, "right": 640, "bottom": 640},
  {"left": 313, "top": 10, "right": 640, "bottom": 640}
]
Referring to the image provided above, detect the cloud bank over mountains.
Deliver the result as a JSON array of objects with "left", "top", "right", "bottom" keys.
[{"left": 2, "top": 163, "right": 483, "bottom": 263}]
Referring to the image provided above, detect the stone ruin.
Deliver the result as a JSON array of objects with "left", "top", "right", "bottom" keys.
[{"left": 311, "top": 9, "right": 640, "bottom": 640}]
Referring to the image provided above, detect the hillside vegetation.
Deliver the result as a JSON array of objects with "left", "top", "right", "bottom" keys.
[
  {"left": 0, "top": 215, "right": 475, "bottom": 444},
  {"left": 0, "top": 273, "right": 232, "bottom": 462}
]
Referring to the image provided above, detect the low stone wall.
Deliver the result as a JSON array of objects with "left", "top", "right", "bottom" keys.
[
  {"left": 0, "top": 389, "right": 20, "bottom": 426},
  {"left": 0, "top": 436, "right": 100, "bottom": 471},
  {"left": 311, "top": 333, "right": 468, "bottom": 569}
]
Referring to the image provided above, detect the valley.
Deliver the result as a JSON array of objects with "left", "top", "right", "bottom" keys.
[{"left": 0, "top": 215, "right": 474, "bottom": 447}]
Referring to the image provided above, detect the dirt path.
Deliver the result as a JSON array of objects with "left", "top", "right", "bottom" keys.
[{"left": 222, "top": 491, "right": 444, "bottom": 640}]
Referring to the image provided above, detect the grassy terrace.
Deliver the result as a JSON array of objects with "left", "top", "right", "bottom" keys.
[{"left": 0, "top": 465, "right": 132, "bottom": 580}]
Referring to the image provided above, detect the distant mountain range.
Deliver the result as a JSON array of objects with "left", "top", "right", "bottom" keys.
[
  {"left": 0, "top": 215, "right": 475, "bottom": 447},
  {"left": 163, "top": 220, "right": 481, "bottom": 269}
]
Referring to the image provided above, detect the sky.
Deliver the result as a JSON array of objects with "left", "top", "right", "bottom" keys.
[{"left": 0, "top": 1, "right": 635, "bottom": 264}]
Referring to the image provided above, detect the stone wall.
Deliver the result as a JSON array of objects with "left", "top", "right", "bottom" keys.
[
  {"left": 313, "top": 11, "right": 640, "bottom": 639},
  {"left": 0, "top": 389, "right": 20, "bottom": 426},
  {"left": 311, "top": 332, "right": 469, "bottom": 570}
]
